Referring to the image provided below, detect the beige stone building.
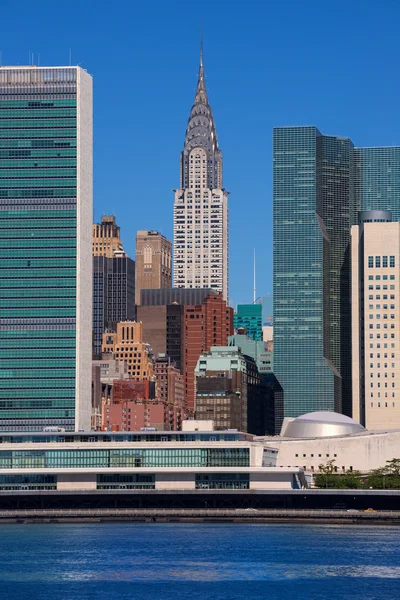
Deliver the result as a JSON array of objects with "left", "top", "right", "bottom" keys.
[
  {"left": 351, "top": 211, "right": 400, "bottom": 430},
  {"left": 135, "top": 231, "right": 172, "bottom": 304},
  {"left": 102, "top": 321, "right": 154, "bottom": 382},
  {"left": 93, "top": 215, "right": 123, "bottom": 257}
]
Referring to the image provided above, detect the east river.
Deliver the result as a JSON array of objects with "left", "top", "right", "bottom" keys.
[{"left": 0, "top": 522, "right": 399, "bottom": 599}]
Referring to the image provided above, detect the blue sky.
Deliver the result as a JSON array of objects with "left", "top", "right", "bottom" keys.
[{"left": 1, "top": 0, "right": 400, "bottom": 305}]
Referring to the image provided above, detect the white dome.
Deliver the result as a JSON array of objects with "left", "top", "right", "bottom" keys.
[{"left": 283, "top": 411, "right": 365, "bottom": 439}]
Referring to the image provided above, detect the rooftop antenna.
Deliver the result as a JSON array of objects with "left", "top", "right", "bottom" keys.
[
  {"left": 38, "top": 53, "right": 40, "bottom": 66},
  {"left": 69, "top": 48, "right": 72, "bottom": 66},
  {"left": 253, "top": 248, "right": 256, "bottom": 303}
]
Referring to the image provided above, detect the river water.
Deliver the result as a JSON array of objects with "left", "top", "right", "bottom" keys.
[{"left": 0, "top": 522, "right": 399, "bottom": 599}]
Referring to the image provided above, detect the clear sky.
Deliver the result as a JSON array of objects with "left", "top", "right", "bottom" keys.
[{"left": 1, "top": 0, "right": 400, "bottom": 306}]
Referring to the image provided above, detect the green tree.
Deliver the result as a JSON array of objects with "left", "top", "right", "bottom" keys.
[
  {"left": 314, "top": 460, "right": 363, "bottom": 489},
  {"left": 366, "top": 458, "right": 400, "bottom": 489}
]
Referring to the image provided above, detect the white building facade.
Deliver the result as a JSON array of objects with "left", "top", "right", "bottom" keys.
[
  {"left": 173, "top": 50, "right": 228, "bottom": 300},
  {"left": 351, "top": 211, "right": 400, "bottom": 430}
]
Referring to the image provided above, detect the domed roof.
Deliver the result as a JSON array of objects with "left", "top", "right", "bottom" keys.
[{"left": 283, "top": 411, "right": 365, "bottom": 439}]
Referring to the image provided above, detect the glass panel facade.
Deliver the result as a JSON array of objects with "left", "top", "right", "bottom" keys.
[
  {"left": 273, "top": 127, "right": 355, "bottom": 418},
  {"left": 0, "top": 431, "right": 250, "bottom": 444},
  {"left": 0, "top": 473, "right": 56, "bottom": 490},
  {"left": 195, "top": 473, "right": 250, "bottom": 489},
  {"left": 97, "top": 474, "right": 155, "bottom": 490},
  {"left": 233, "top": 304, "right": 262, "bottom": 341},
  {"left": 0, "top": 69, "right": 79, "bottom": 431},
  {"left": 355, "top": 147, "right": 400, "bottom": 221},
  {"left": 0, "top": 447, "right": 250, "bottom": 469}
]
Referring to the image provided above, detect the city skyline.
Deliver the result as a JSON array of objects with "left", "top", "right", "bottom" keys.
[{"left": 2, "top": 0, "right": 400, "bottom": 305}]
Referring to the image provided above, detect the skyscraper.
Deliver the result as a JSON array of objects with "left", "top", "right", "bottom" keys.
[
  {"left": 93, "top": 215, "right": 123, "bottom": 258},
  {"left": 355, "top": 147, "right": 400, "bottom": 220},
  {"left": 173, "top": 47, "right": 228, "bottom": 300},
  {"left": 0, "top": 66, "right": 92, "bottom": 431},
  {"left": 351, "top": 211, "right": 400, "bottom": 431},
  {"left": 135, "top": 230, "right": 172, "bottom": 305},
  {"left": 93, "top": 254, "right": 136, "bottom": 358},
  {"left": 273, "top": 126, "right": 356, "bottom": 419}
]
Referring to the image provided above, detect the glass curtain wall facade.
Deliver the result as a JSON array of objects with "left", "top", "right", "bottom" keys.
[
  {"left": 355, "top": 147, "right": 400, "bottom": 220},
  {"left": 0, "top": 67, "right": 92, "bottom": 431},
  {"left": 234, "top": 304, "right": 262, "bottom": 340},
  {"left": 273, "top": 127, "right": 356, "bottom": 418},
  {"left": 93, "top": 255, "right": 135, "bottom": 358}
]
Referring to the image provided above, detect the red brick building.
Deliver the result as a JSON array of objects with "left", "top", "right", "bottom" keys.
[
  {"left": 103, "top": 400, "right": 165, "bottom": 431},
  {"left": 183, "top": 293, "right": 233, "bottom": 414},
  {"left": 154, "top": 354, "right": 186, "bottom": 430}
]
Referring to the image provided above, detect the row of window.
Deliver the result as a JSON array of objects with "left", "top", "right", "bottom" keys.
[
  {"left": 368, "top": 256, "right": 396, "bottom": 268},
  {"left": 0, "top": 448, "right": 250, "bottom": 469}
]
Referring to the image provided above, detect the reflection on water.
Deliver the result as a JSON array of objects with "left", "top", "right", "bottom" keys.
[{"left": 0, "top": 523, "right": 398, "bottom": 598}]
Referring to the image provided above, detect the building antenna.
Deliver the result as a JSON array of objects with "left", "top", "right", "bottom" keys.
[
  {"left": 253, "top": 248, "right": 256, "bottom": 303},
  {"left": 69, "top": 48, "right": 72, "bottom": 66}
]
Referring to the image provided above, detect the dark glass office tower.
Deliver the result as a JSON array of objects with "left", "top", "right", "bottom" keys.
[
  {"left": 0, "top": 66, "right": 93, "bottom": 431},
  {"left": 355, "top": 147, "right": 400, "bottom": 220},
  {"left": 93, "top": 255, "right": 135, "bottom": 358},
  {"left": 273, "top": 127, "right": 356, "bottom": 418}
]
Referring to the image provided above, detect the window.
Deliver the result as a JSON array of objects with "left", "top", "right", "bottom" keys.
[
  {"left": 383, "top": 256, "right": 388, "bottom": 268},
  {"left": 368, "top": 256, "right": 374, "bottom": 268},
  {"left": 390, "top": 256, "right": 395, "bottom": 268},
  {"left": 376, "top": 256, "right": 381, "bottom": 268}
]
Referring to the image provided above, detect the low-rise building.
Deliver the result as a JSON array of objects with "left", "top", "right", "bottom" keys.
[
  {"left": 0, "top": 430, "right": 305, "bottom": 492},
  {"left": 261, "top": 410, "right": 400, "bottom": 475}
]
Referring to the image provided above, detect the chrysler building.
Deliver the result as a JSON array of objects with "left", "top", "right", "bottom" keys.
[{"left": 173, "top": 47, "right": 229, "bottom": 300}]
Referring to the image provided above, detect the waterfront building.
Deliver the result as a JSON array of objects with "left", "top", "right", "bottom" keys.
[
  {"left": 183, "top": 294, "right": 233, "bottom": 414},
  {"left": 92, "top": 215, "right": 123, "bottom": 258},
  {"left": 135, "top": 230, "right": 172, "bottom": 305},
  {"left": 0, "top": 66, "right": 92, "bottom": 431},
  {"left": 262, "top": 410, "right": 400, "bottom": 476},
  {"left": 355, "top": 147, "right": 400, "bottom": 220},
  {"left": 273, "top": 126, "right": 356, "bottom": 420},
  {"left": 234, "top": 304, "right": 262, "bottom": 341},
  {"left": 173, "top": 48, "right": 228, "bottom": 300},
  {"left": 351, "top": 211, "right": 400, "bottom": 430},
  {"left": 93, "top": 254, "right": 135, "bottom": 357},
  {"left": 102, "top": 321, "right": 154, "bottom": 382},
  {"left": 0, "top": 428, "right": 309, "bottom": 493},
  {"left": 195, "top": 346, "right": 265, "bottom": 434},
  {"left": 136, "top": 304, "right": 184, "bottom": 371}
]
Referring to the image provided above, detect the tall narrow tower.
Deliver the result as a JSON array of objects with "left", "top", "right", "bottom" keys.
[{"left": 173, "top": 46, "right": 229, "bottom": 300}]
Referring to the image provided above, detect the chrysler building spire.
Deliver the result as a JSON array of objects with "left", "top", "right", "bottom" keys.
[
  {"left": 174, "top": 44, "right": 229, "bottom": 300},
  {"left": 180, "top": 45, "right": 222, "bottom": 191}
]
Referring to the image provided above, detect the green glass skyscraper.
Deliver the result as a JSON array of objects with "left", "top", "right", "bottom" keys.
[
  {"left": 0, "top": 66, "right": 92, "bottom": 431},
  {"left": 234, "top": 304, "right": 262, "bottom": 341},
  {"left": 355, "top": 147, "right": 400, "bottom": 220},
  {"left": 273, "top": 126, "right": 356, "bottom": 418}
]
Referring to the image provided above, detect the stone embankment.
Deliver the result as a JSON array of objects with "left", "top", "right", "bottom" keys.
[{"left": 0, "top": 508, "right": 399, "bottom": 524}]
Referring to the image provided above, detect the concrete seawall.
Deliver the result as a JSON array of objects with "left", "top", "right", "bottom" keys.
[{"left": 1, "top": 508, "right": 400, "bottom": 525}]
